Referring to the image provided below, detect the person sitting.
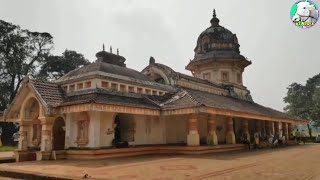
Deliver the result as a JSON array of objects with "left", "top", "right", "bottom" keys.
[
  {"left": 253, "top": 131, "right": 260, "bottom": 149},
  {"left": 241, "top": 133, "right": 251, "bottom": 150}
]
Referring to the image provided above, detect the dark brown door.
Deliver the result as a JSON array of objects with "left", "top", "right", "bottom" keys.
[{"left": 53, "top": 118, "right": 65, "bottom": 150}]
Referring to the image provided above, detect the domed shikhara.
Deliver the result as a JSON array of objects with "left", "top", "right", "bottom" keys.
[
  {"left": 186, "top": 9, "right": 251, "bottom": 70},
  {"left": 185, "top": 9, "right": 252, "bottom": 98}
]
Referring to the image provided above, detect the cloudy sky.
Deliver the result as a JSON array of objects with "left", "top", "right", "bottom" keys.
[{"left": 0, "top": 0, "right": 319, "bottom": 111}]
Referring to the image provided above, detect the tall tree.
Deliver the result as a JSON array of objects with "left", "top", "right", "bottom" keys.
[
  {"left": 0, "top": 19, "right": 53, "bottom": 145},
  {"left": 37, "top": 49, "right": 90, "bottom": 81},
  {"left": 0, "top": 20, "right": 53, "bottom": 110},
  {"left": 284, "top": 73, "right": 320, "bottom": 137}
]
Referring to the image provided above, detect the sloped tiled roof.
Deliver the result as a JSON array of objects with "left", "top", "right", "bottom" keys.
[
  {"left": 161, "top": 88, "right": 296, "bottom": 120},
  {"left": 60, "top": 89, "right": 160, "bottom": 109},
  {"left": 30, "top": 80, "right": 64, "bottom": 107}
]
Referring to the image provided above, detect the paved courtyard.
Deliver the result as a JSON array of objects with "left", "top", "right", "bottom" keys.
[{"left": 0, "top": 144, "right": 319, "bottom": 180}]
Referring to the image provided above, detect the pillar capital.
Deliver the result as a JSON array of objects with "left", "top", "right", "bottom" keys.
[{"left": 39, "top": 116, "right": 54, "bottom": 125}]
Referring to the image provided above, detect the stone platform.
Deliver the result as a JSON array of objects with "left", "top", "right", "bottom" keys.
[{"left": 66, "top": 144, "right": 245, "bottom": 160}]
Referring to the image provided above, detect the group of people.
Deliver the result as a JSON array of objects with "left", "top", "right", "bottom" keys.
[{"left": 240, "top": 130, "right": 289, "bottom": 150}]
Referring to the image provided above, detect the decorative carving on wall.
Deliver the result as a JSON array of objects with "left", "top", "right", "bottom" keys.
[
  {"left": 32, "top": 119, "right": 41, "bottom": 146},
  {"left": 76, "top": 112, "right": 89, "bottom": 146}
]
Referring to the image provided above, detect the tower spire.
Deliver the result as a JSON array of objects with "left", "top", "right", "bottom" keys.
[
  {"left": 210, "top": 8, "right": 220, "bottom": 26},
  {"left": 102, "top": 44, "right": 105, "bottom": 51},
  {"left": 110, "top": 46, "right": 112, "bottom": 53}
]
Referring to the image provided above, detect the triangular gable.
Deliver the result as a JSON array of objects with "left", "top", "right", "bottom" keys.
[{"left": 4, "top": 77, "right": 49, "bottom": 121}]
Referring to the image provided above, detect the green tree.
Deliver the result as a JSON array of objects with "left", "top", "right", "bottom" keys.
[
  {"left": 0, "top": 20, "right": 53, "bottom": 145},
  {"left": 284, "top": 73, "right": 320, "bottom": 137},
  {"left": 37, "top": 49, "right": 90, "bottom": 81}
]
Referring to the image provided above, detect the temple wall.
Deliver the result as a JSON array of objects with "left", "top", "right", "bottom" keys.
[
  {"left": 100, "top": 112, "right": 115, "bottom": 147},
  {"left": 133, "top": 115, "right": 165, "bottom": 145},
  {"left": 165, "top": 115, "right": 188, "bottom": 144},
  {"left": 65, "top": 113, "right": 77, "bottom": 149}
]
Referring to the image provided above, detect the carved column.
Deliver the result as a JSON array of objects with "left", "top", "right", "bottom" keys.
[
  {"left": 207, "top": 114, "right": 218, "bottom": 145},
  {"left": 37, "top": 117, "right": 54, "bottom": 160},
  {"left": 187, "top": 114, "right": 200, "bottom": 146},
  {"left": 226, "top": 117, "right": 236, "bottom": 144},
  {"left": 18, "top": 120, "right": 31, "bottom": 151}
]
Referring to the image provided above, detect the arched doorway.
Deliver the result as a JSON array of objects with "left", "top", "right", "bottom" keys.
[{"left": 52, "top": 117, "right": 65, "bottom": 150}]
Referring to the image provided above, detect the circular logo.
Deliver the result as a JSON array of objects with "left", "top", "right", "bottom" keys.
[{"left": 291, "top": 0, "right": 319, "bottom": 29}]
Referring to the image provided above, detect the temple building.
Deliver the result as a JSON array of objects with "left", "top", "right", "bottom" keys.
[{"left": 3, "top": 10, "right": 306, "bottom": 161}]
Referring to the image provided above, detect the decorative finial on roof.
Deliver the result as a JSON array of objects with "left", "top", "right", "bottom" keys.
[
  {"left": 149, "top": 56, "right": 155, "bottom": 65},
  {"left": 103, "top": 44, "right": 105, "bottom": 51},
  {"left": 117, "top": 48, "right": 119, "bottom": 55},
  {"left": 210, "top": 8, "right": 220, "bottom": 27},
  {"left": 110, "top": 46, "right": 112, "bottom": 53}
]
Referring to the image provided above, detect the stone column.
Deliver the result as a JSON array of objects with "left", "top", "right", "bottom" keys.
[
  {"left": 226, "top": 117, "right": 236, "bottom": 144},
  {"left": 242, "top": 119, "right": 249, "bottom": 136},
  {"left": 270, "top": 121, "right": 275, "bottom": 135},
  {"left": 37, "top": 117, "right": 54, "bottom": 160},
  {"left": 282, "top": 122, "right": 288, "bottom": 140},
  {"left": 207, "top": 115, "right": 218, "bottom": 145},
  {"left": 18, "top": 120, "right": 31, "bottom": 151},
  {"left": 187, "top": 114, "right": 200, "bottom": 146},
  {"left": 274, "top": 122, "right": 280, "bottom": 136}
]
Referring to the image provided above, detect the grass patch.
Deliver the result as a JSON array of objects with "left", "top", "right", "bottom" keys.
[{"left": 0, "top": 146, "right": 16, "bottom": 152}]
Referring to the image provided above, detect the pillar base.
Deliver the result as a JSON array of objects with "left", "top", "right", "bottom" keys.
[
  {"left": 207, "top": 133, "right": 218, "bottom": 146},
  {"left": 187, "top": 133, "right": 200, "bottom": 146},
  {"left": 14, "top": 150, "right": 37, "bottom": 162},
  {"left": 226, "top": 131, "right": 236, "bottom": 144},
  {"left": 36, "top": 151, "right": 52, "bottom": 161}
]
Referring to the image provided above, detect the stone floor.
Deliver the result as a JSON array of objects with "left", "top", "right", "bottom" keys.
[{"left": 0, "top": 144, "right": 319, "bottom": 180}]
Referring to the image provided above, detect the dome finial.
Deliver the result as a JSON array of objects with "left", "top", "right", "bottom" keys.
[
  {"left": 102, "top": 43, "right": 105, "bottom": 51},
  {"left": 210, "top": 9, "right": 220, "bottom": 26}
]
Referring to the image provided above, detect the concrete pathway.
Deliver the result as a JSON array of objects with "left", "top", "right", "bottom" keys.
[{"left": 0, "top": 144, "right": 319, "bottom": 179}]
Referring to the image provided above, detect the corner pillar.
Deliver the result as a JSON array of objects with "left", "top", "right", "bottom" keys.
[
  {"left": 18, "top": 120, "right": 31, "bottom": 151},
  {"left": 37, "top": 117, "right": 54, "bottom": 160},
  {"left": 226, "top": 117, "right": 235, "bottom": 144},
  {"left": 187, "top": 114, "right": 200, "bottom": 146},
  {"left": 207, "top": 115, "right": 218, "bottom": 145}
]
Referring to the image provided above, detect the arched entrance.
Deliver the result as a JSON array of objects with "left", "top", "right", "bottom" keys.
[{"left": 52, "top": 117, "right": 65, "bottom": 150}]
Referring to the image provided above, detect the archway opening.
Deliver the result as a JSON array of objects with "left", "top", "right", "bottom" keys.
[
  {"left": 113, "top": 114, "right": 134, "bottom": 148},
  {"left": 53, "top": 117, "right": 65, "bottom": 150}
]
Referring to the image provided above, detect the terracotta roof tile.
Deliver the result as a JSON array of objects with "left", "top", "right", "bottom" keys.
[{"left": 30, "top": 80, "right": 64, "bottom": 107}]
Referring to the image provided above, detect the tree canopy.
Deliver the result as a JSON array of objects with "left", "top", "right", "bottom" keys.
[
  {"left": 0, "top": 19, "right": 90, "bottom": 145},
  {"left": 284, "top": 73, "right": 320, "bottom": 136}
]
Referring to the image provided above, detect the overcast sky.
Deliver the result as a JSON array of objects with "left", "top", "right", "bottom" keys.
[{"left": 0, "top": 0, "right": 319, "bottom": 111}]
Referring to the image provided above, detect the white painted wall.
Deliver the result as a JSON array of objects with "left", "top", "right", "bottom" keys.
[
  {"left": 100, "top": 112, "right": 116, "bottom": 147},
  {"left": 165, "top": 116, "right": 188, "bottom": 144},
  {"left": 133, "top": 115, "right": 165, "bottom": 145}
]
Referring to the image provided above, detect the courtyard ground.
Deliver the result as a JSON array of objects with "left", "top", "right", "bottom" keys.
[{"left": 0, "top": 144, "right": 319, "bottom": 180}]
